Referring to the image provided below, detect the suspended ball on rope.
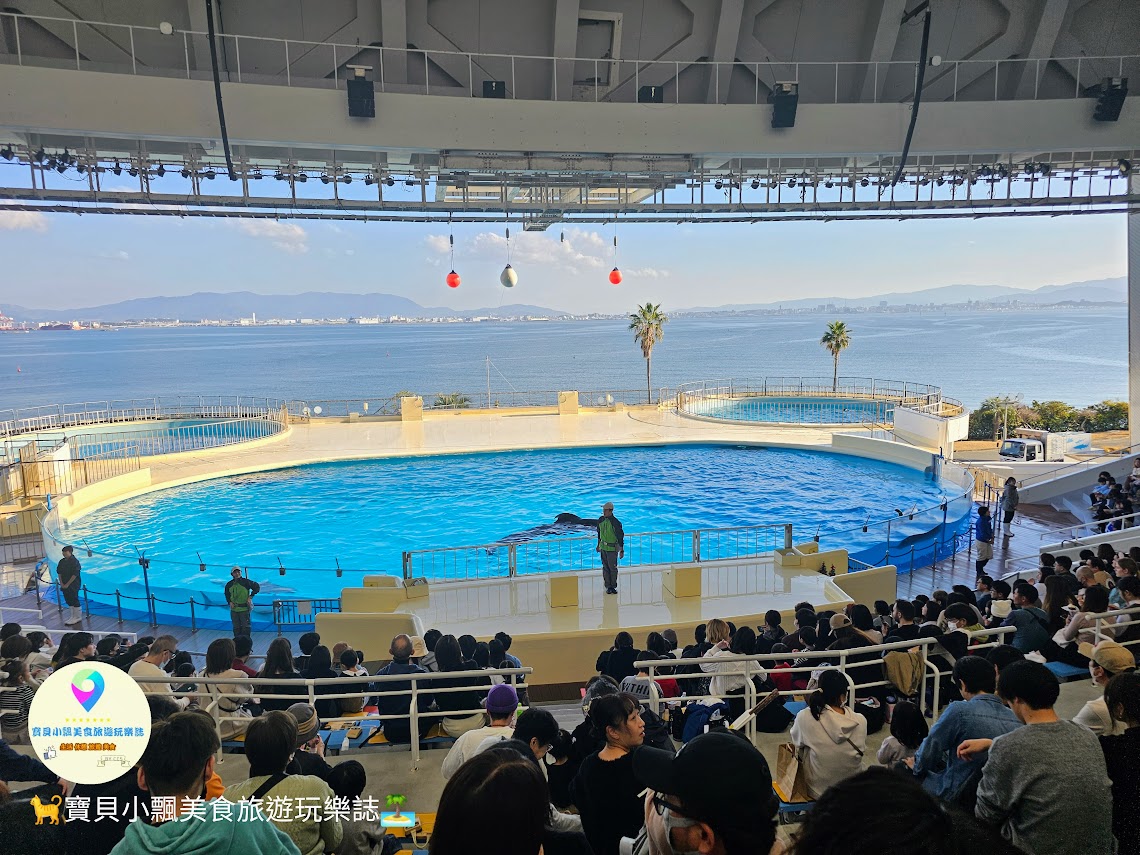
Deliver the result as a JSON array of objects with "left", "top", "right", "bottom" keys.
[
  {"left": 609, "top": 267, "right": 623, "bottom": 285},
  {"left": 446, "top": 270, "right": 461, "bottom": 289},
  {"left": 500, "top": 264, "right": 518, "bottom": 288}
]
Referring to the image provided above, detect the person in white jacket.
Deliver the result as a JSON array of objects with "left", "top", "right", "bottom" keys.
[
  {"left": 699, "top": 619, "right": 765, "bottom": 720},
  {"left": 790, "top": 668, "right": 867, "bottom": 800}
]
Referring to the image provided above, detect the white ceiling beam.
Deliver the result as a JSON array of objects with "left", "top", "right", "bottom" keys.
[
  {"left": 1011, "top": 0, "right": 1072, "bottom": 99},
  {"left": 380, "top": 0, "right": 408, "bottom": 85},
  {"left": 706, "top": 0, "right": 745, "bottom": 104},
  {"left": 735, "top": 0, "right": 795, "bottom": 95},
  {"left": 280, "top": 1, "right": 380, "bottom": 82},
  {"left": 551, "top": 0, "right": 579, "bottom": 100},
  {"left": 857, "top": 0, "right": 907, "bottom": 103}
]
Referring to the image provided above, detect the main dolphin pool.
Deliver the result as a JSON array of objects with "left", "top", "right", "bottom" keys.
[{"left": 50, "top": 444, "right": 972, "bottom": 626}]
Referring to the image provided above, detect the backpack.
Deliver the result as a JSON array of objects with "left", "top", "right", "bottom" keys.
[
  {"left": 639, "top": 706, "right": 676, "bottom": 753},
  {"left": 882, "top": 650, "right": 925, "bottom": 698},
  {"left": 681, "top": 700, "right": 730, "bottom": 743}
]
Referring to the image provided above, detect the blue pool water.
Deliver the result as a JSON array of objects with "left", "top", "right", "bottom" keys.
[
  {"left": 13, "top": 419, "right": 271, "bottom": 458},
  {"left": 56, "top": 445, "right": 967, "bottom": 616},
  {"left": 688, "top": 396, "right": 893, "bottom": 424}
]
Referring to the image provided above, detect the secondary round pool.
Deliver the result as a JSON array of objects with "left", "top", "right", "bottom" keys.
[
  {"left": 685, "top": 395, "right": 893, "bottom": 424},
  {"left": 52, "top": 444, "right": 968, "bottom": 617}
]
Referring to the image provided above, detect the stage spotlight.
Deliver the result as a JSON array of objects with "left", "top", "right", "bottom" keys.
[
  {"left": 936, "top": 175, "right": 945, "bottom": 186},
  {"left": 385, "top": 176, "right": 395, "bottom": 187},
  {"left": 76, "top": 162, "right": 86, "bottom": 174},
  {"left": 714, "top": 180, "right": 723, "bottom": 189},
  {"left": 112, "top": 161, "right": 123, "bottom": 176},
  {"left": 919, "top": 176, "right": 929, "bottom": 186},
  {"left": 155, "top": 163, "right": 166, "bottom": 177},
  {"left": 181, "top": 167, "right": 191, "bottom": 178},
  {"left": 342, "top": 174, "right": 352, "bottom": 184},
  {"left": 405, "top": 177, "right": 415, "bottom": 186},
  {"left": 33, "top": 148, "right": 45, "bottom": 163},
  {"left": 295, "top": 172, "right": 307, "bottom": 182},
  {"left": 250, "top": 169, "right": 263, "bottom": 180},
  {"left": 203, "top": 168, "right": 216, "bottom": 179},
  {"left": 824, "top": 179, "right": 834, "bottom": 188},
  {"left": 787, "top": 178, "right": 796, "bottom": 188},
  {"left": 320, "top": 173, "right": 332, "bottom": 184},
  {"left": 1119, "top": 158, "right": 1133, "bottom": 176},
  {"left": 750, "top": 179, "right": 760, "bottom": 189},
  {"left": 274, "top": 171, "right": 286, "bottom": 181},
  {"left": 128, "top": 165, "right": 139, "bottom": 177},
  {"left": 1093, "top": 77, "right": 1128, "bottom": 122},
  {"left": 56, "top": 161, "right": 66, "bottom": 173},
  {"left": 364, "top": 174, "right": 375, "bottom": 185},
  {"left": 1038, "top": 163, "right": 1051, "bottom": 176},
  {"left": 860, "top": 177, "right": 869, "bottom": 187},
  {"left": 0, "top": 146, "right": 12, "bottom": 161}
]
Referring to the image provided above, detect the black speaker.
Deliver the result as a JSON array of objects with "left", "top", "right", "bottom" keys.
[
  {"left": 1093, "top": 77, "right": 1127, "bottom": 122},
  {"left": 483, "top": 80, "right": 506, "bottom": 98},
  {"left": 637, "top": 85, "right": 664, "bottom": 103},
  {"left": 768, "top": 81, "right": 798, "bottom": 129},
  {"left": 346, "top": 78, "right": 375, "bottom": 118}
]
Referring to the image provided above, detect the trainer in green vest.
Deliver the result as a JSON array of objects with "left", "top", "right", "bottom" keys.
[{"left": 598, "top": 517, "right": 619, "bottom": 552}]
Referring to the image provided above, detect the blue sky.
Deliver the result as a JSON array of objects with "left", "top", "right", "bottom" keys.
[{"left": 0, "top": 202, "right": 1127, "bottom": 314}]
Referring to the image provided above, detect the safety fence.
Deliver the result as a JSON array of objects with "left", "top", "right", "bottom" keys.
[
  {"left": 400, "top": 524, "right": 795, "bottom": 581},
  {"left": 1, "top": 12, "right": 1137, "bottom": 106},
  {"left": 0, "top": 396, "right": 289, "bottom": 439},
  {"left": 676, "top": 377, "right": 947, "bottom": 426},
  {"left": 128, "top": 665, "right": 532, "bottom": 770},
  {"left": 286, "top": 389, "right": 660, "bottom": 417},
  {"left": 2, "top": 445, "right": 142, "bottom": 502}
]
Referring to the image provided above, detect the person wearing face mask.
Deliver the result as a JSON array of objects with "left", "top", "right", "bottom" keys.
[
  {"left": 627, "top": 730, "right": 780, "bottom": 855},
  {"left": 111, "top": 711, "right": 299, "bottom": 855}
]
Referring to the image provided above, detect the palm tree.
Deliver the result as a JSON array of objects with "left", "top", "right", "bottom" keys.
[
  {"left": 629, "top": 303, "right": 668, "bottom": 404},
  {"left": 819, "top": 321, "right": 852, "bottom": 393},
  {"left": 433, "top": 392, "right": 471, "bottom": 409},
  {"left": 386, "top": 793, "right": 407, "bottom": 820}
]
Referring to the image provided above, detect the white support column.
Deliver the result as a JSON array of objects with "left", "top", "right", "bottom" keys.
[{"left": 1129, "top": 172, "right": 1140, "bottom": 448}]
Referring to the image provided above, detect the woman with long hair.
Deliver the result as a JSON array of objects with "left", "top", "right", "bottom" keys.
[
  {"left": 256, "top": 636, "right": 305, "bottom": 711},
  {"left": 569, "top": 693, "right": 645, "bottom": 855},
  {"left": 1043, "top": 575, "right": 1077, "bottom": 633},
  {"left": 299, "top": 644, "right": 341, "bottom": 720},
  {"left": 200, "top": 637, "right": 255, "bottom": 738},
  {"left": 790, "top": 669, "right": 867, "bottom": 799},
  {"left": 431, "top": 634, "right": 488, "bottom": 737},
  {"left": 596, "top": 631, "right": 640, "bottom": 682}
]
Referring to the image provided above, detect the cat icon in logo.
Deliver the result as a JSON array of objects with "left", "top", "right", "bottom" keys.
[{"left": 31, "top": 794, "right": 63, "bottom": 825}]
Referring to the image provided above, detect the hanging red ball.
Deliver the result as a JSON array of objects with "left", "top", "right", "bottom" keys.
[
  {"left": 446, "top": 270, "right": 461, "bottom": 289},
  {"left": 609, "top": 267, "right": 623, "bottom": 285}
]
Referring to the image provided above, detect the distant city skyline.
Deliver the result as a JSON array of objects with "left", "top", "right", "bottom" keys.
[{"left": 0, "top": 206, "right": 1127, "bottom": 314}]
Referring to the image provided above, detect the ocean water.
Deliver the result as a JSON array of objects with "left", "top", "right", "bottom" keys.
[
  {"left": 59, "top": 444, "right": 959, "bottom": 598},
  {"left": 0, "top": 308, "right": 1127, "bottom": 412}
]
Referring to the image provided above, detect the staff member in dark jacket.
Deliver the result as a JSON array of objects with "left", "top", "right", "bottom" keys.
[
  {"left": 56, "top": 545, "right": 83, "bottom": 626},
  {"left": 224, "top": 566, "right": 261, "bottom": 637},
  {"left": 597, "top": 502, "right": 625, "bottom": 595}
]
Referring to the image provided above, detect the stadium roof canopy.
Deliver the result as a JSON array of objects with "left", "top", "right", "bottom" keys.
[{"left": 0, "top": 0, "right": 1137, "bottom": 224}]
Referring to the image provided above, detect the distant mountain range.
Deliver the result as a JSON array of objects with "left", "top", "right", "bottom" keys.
[
  {"left": 1, "top": 277, "right": 1124, "bottom": 323},
  {"left": 0, "top": 292, "right": 564, "bottom": 322},
  {"left": 681, "top": 277, "right": 1126, "bottom": 312}
]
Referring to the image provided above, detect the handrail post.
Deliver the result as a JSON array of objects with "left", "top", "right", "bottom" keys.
[
  {"left": 115, "top": 590, "right": 122, "bottom": 623},
  {"left": 692, "top": 530, "right": 700, "bottom": 563},
  {"left": 783, "top": 524, "right": 793, "bottom": 551},
  {"left": 189, "top": 597, "right": 197, "bottom": 633},
  {"left": 82, "top": 584, "right": 89, "bottom": 619},
  {"left": 402, "top": 551, "right": 411, "bottom": 580},
  {"left": 409, "top": 677, "right": 421, "bottom": 771}
]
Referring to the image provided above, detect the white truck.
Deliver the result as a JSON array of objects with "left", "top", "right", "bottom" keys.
[{"left": 998, "top": 430, "right": 1093, "bottom": 463}]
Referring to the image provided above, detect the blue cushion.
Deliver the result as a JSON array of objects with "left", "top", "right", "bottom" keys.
[
  {"left": 1045, "top": 661, "right": 1088, "bottom": 681},
  {"left": 784, "top": 701, "right": 807, "bottom": 717}
]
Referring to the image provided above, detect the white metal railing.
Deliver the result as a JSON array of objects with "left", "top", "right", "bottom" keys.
[
  {"left": 644, "top": 636, "right": 948, "bottom": 737},
  {"left": 18, "top": 624, "right": 137, "bottom": 644},
  {"left": 127, "top": 666, "right": 531, "bottom": 771},
  {"left": 1092, "top": 604, "right": 1140, "bottom": 647},
  {"left": 0, "top": 396, "right": 289, "bottom": 439},
  {"left": 2, "top": 12, "right": 1137, "bottom": 106},
  {"left": 1036, "top": 510, "right": 1140, "bottom": 544}
]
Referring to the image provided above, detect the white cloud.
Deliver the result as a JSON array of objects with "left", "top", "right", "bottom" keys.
[
  {"left": 424, "top": 234, "right": 451, "bottom": 254},
  {"left": 0, "top": 208, "right": 48, "bottom": 232},
  {"left": 236, "top": 220, "right": 309, "bottom": 254},
  {"left": 98, "top": 250, "right": 130, "bottom": 262},
  {"left": 624, "top": 267, "right": 670, "bottom": 278},
  {"left": 467, "top": 227, "right": 609, "bottom": 273}
]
